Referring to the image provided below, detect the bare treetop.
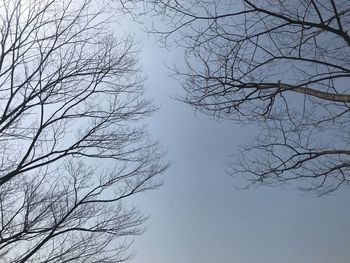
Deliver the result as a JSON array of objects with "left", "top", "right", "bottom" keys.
[
  {"left": 0, "top": 0, "right": 167, "bottom": 262},
  {"left": 139, "top": 0, "right": 350, "bottom": 195}
]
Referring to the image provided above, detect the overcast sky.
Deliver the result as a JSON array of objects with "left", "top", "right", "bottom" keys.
[{"left": 122, "top": 18, "right": 350, "bottom": 263}]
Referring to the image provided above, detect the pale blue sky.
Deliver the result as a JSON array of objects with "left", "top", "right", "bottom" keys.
[{"left": 125, "top": 19, "right": 350, "bottom": 263}]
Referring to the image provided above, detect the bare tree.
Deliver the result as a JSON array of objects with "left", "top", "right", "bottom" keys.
[
  {"left": 0, "top": 0, "right": 167, "bottom": 262},
  {"left": 138, "top": 0, "right": 350, "bottom": 195}
]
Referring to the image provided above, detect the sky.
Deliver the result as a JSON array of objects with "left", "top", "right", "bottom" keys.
[
  {"left": 0, "top": 1, "right": 348, "bottom": 262},
  {"left": 124, "top": 19, "right": 350, "bottom": 263}
]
